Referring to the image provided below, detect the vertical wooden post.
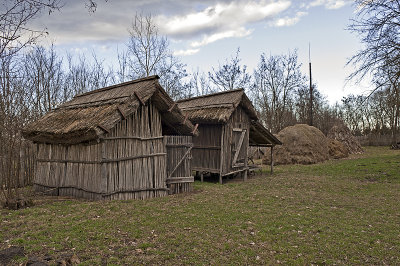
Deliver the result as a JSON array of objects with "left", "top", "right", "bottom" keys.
[
  {"left": 219, "top": 126, "right": 225, "bottom": 184},
  {"left": 244, "top": 128, "right": 248, "bottom": 181},
  {"left": 200, "top": 172, "right": 204, "bottom": 182},
  {"left": 270, "top": 146, "right": 274, "bottom": 175},
  {"left": 163, "top": 136, "right": 167, "bottom": 188},
  {"left": 243, "top": 170, "right": 248, "bottom": 181},
  {"left": 101, "top": 140, "right": 108, "bottom": 194},
  {"left": 19, "top": 148, "right": 24, "bottom": 187}
]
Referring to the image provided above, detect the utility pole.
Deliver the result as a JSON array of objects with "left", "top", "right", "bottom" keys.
[{"left": 309, "top": 43, "right": 313, "bottom": 126}]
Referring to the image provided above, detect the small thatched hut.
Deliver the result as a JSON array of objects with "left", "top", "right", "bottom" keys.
[
  {"left": 177, "top": 89, "right": 281, "bottom": 183},
  {"left": 23, "top": 76, "right": 198, "bottom": 200}
]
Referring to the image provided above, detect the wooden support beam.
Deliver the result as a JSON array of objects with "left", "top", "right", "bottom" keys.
[
  {"left": 167, "top": 146, "right": 193, "bottom": 179},
  {"left": 270, "top": 146, "right": 274, "bottom": 174},
  {"left": 117, "top": 106, "right": 126, "bottom": 119},
  {"left": 219, "top": 127, "right": 225, "bottom": 184},
  {"left": 37, "top": 153, "right": 167, "bottom": 164},
  {"left": 168, "top": 103, "right": 176, "bottom": 112},
  {"left": 221, "top": 168, "right": 249, "bottom": 177},
  {"left": 166, "top": 176, "right": 194, "bottom": 184},
  {"left": 192, "top": 123, "right": 199, "bottom": 135},
  {"left": 200, "top": 172, "right": 204, "bottom": 182},
  {"left": 101, "top": 140, "right": 107, "bottom": 193},
  {"left": 183, "top": 113, "right": 188, "bottom": 124},
  {"left": 165, "top": 143, "right": 192, "bottom": 148},
  {"left": 97, "top": 124, "right": 110, "bottom": 133},
  {"left": 134, "top": 91, "right": 145, "bottom": 105},
  {"left": 193, "top": 145, "right": 221, "bottom": 150},
  {"left": 102, "top": 153, "right": 166, "bottom": 163},
  {"left": 102, "top": 136, "right": 163, "bottom": 141},
  {"left": 103, "top": 187, "right": 169, "bottom": 197}
]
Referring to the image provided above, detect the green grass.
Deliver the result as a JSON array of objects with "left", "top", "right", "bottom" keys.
[{"left": 1, "top": 146, "right": 399, "bottom": 264}]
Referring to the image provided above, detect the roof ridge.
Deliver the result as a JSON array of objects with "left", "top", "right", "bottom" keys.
[
  {"left": 74, "top": 75, "right": 160, "bottom": 98},
  {"left": 177, "top": 88, "right": 244, "bottom": 103},
  {"left": 179, "top": 103, "right": 234, "bottom": 110}
]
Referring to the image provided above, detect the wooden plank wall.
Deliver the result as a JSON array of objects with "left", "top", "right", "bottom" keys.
[
  {"left": 34, "top": 101, "right": 168, "bottom": 200},
  {"left": 165, "top": 136, "right": 193, "bottom": 194},
  {"left": 221, "top": 106, "right": 250, "bottom": 176},
  {"left": 191, "top": 125, "right": 222, "bottom": 173}
]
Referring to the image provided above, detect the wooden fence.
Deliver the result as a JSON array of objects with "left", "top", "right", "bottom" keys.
[
  {"left": 165, "top": 136, "right": 194, "bottom": 194},
  {"left": 355, "top": 134, "right": 400, "bottom": 146},
  {"left": 0, "top": 142, "right": 36, "bottom": 188}
]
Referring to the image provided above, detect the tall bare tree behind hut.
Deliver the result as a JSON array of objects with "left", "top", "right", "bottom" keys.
[
  {"left": 188, "top": 68, "right": 217, "bottom": 97},
  {"left": 208, "top": 48, "right": 251, "bottom": 91},
  {"left": 250, "top": 50, "right": 306, "bottom": 132},
  {"left": 123, "top": 13, "right": 190, "bottom": 100},
  {"left": 348, "top": 0, "right": 400, "bottom": 145}
]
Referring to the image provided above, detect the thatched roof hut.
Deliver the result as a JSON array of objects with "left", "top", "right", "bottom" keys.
[
  {"left": 24, "top": 76, "right": 196, "bottom": 144},
  {"left": 177, "top": 89, "right": 281, "bottom": 183},
  {"left": 23, "top": 76, "right": 198, "bottom": 200}
]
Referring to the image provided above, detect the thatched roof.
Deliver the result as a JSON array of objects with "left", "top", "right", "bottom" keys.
[
  {"left": 249, "top": 121, "right": 282, "bottom": 146},
  {"left": 177, "top": 89, "right": 258, "bottom": 124},
  {"left": 23, "top": 76, "right": 198, "bottom": 144},
  {"left": 177, "top": 89, "right": 281, "bottom": 146}
]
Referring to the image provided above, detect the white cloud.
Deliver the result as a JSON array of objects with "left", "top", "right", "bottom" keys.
[
  {"left": 173, "top": 48, "right": 200, "bottom": 56},
  {"left": 308, "top": 0, "right": 349, "bottom": 10},
  {"left": 271, "top": 11, "right": 307, "bottom": 27},
  {"left": 190, "top": 27, "right": 253, "bottom": 48},
  {"left": 156, "top": 0, "right": 291, "bottom": 54},
  {"left": 325, "top": 1, "right": 346, "bottom": 9},
  {"left": 157, "top": 0, "right": 291, "bottom": 38}
]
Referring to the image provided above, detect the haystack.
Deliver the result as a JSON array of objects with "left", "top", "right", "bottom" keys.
[
  {"left": 328, "top": 139, "right": 349, "bottom": 159},
  {"left": 327, "top": 124, "right": 364, "bottom": 154},
  {"left": 263, "top": 124, "right": 329, "bottom": 165}
]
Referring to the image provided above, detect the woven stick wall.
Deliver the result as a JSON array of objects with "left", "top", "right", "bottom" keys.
[{"left": 34, "top": 101, "right": 168, "bottom": 200}]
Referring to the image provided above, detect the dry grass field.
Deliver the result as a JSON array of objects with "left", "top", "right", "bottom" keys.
[{"left": 1, "top": 147, "right": 399, "bottom": 265}]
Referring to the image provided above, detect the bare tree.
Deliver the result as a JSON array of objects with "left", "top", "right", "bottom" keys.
[
  {"left": 348, "top": 0, "right": 400, "bottom": 144},
  {"left": 348, "top": 0, "right": 400, "bottom": 81},
  {"left": 124, "top": 13, "right": 189, "bottom": 100},
  {"left": 126, "top": 13, "right": 169, "bottom": 78},
  {"left": 208, "top": 48, "right": 251, "bottom": 91},
  {"left": 21, "top": 45, "right": 64, "bottom": 117},
  {"left": 251, "top": 50, "right": 306, "bottom": 132},
  {"left": 187, "top": 68, "right": 216, "bottom": 97},
  {"left": 0, "top": 0, "right": 61, "bottom": 59}
]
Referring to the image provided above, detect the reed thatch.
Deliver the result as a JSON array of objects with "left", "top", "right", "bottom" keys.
[
  {"left": 177, "top": 89, "right": 258, "bottom": 124},
  {"left": 178, "top": 89, "right": 281, "bottom": 146},
  {"left": 23, "top": 75, "right": 197, "bottom": 144}
]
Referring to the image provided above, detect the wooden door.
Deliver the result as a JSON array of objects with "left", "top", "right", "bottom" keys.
[
  {"left": 232, "top": 128, "right": 247, "bottom": 168},
  {"left": 165, "top": 136, "right": 194, "bottom": 194}
]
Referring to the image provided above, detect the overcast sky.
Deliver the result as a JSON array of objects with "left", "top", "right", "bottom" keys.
[{"left": 32, "top": 0, "right": 370, "bottom": 104}]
